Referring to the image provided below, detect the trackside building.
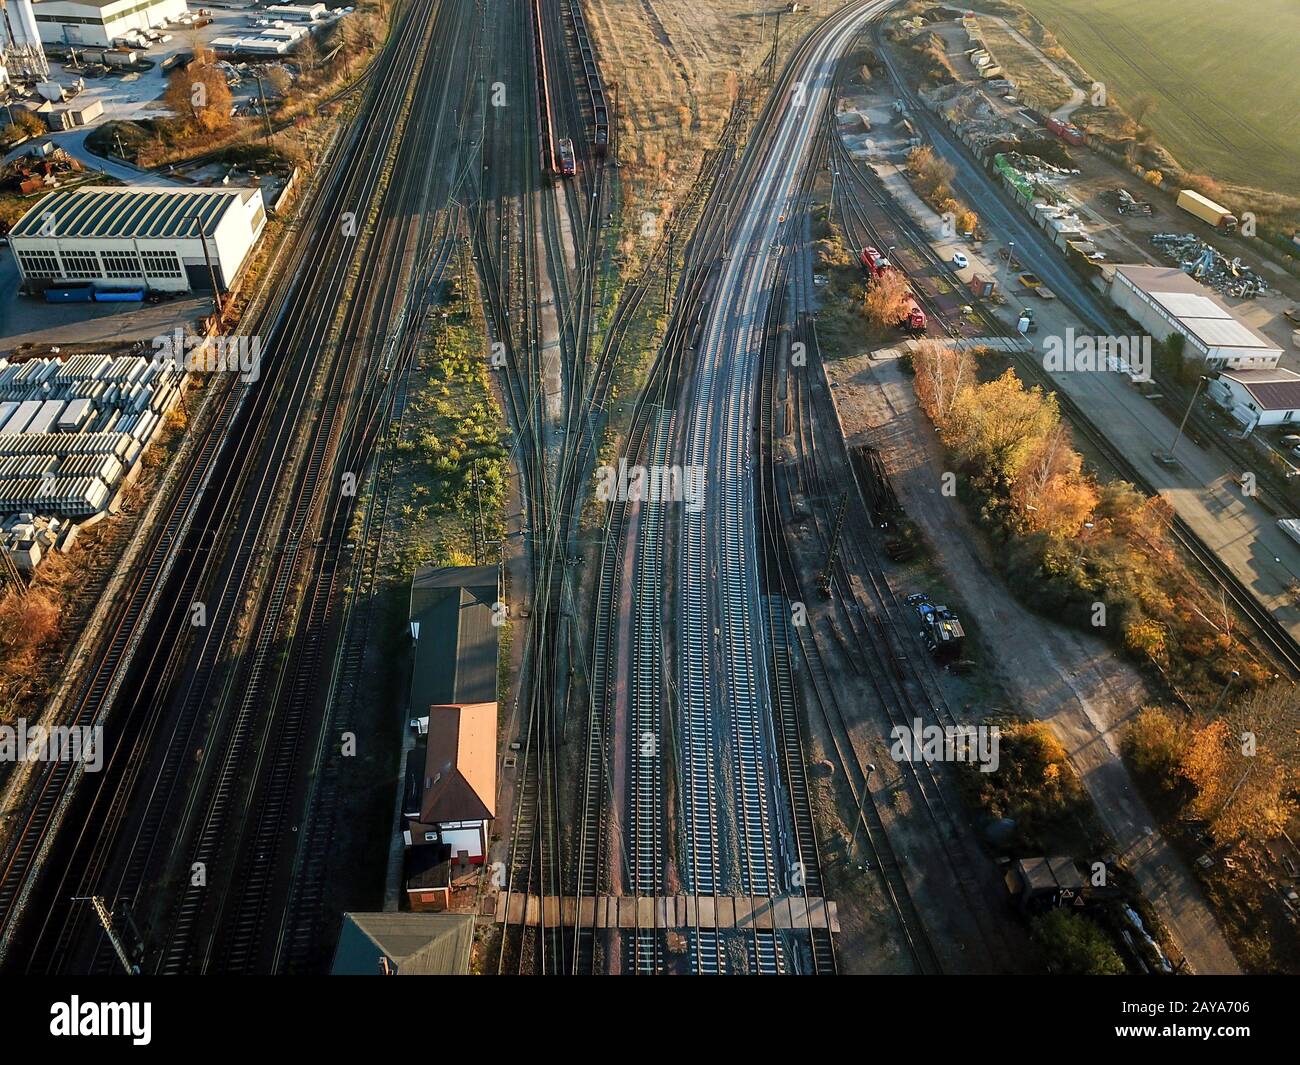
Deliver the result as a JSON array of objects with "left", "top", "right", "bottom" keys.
[
  {"left": 8, "top": 185, "right": 266, "bottom": 294},
  {"left": 1109, "top": 265, "right": 1281, "bottom": 371},
  {"left": 31, "top": 0, "right": 188, "bottom": 48}
]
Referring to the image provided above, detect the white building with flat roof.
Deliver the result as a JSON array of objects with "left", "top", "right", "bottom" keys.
[
  {"left": 31, "top": 0, "right": 188, "bottom": 48},
  {"left": 1110, "top": 265, "right": 1281, "bottom": 371},
  {"left": 8, "top": 185, "right": 266, "bottom": 292}
]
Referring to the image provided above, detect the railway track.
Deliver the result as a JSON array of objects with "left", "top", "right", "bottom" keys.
[
  {"left": 576, "top": 0, "right": 893, "bottom": 975},
  {"left": 0, "top": 0, "right": 471, "bottom": 974},
  {"left": 861, "top": 26, "right": 1300, "bottom": 679}
]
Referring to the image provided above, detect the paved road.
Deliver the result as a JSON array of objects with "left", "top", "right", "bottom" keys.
[
  {"left": 875, "top": 39, "right": 1300, "bottom": 645},
  {"left": 3, "top": 126, "right": 184, "bottom": 186}
]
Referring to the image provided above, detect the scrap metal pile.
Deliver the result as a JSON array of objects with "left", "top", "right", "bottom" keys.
[{"left": 1150, "top": 232, "right": 1269, "bottom": 299}]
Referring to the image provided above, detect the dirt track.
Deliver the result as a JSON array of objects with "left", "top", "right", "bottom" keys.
[{"left": 824, "top": 346, "right": 1242, "bottom": 975}]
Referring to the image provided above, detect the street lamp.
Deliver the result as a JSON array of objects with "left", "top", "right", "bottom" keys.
[
  {"left": 1163, "top": 374, "right": 1208, "bottom": 463},
  {"left": 1073, "top": 521, "right": 1095, "bottom": 563}
]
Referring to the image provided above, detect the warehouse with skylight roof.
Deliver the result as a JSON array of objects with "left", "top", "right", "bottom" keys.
[{"left": 7, "top": 185, "right": 267, "bottom": 294}]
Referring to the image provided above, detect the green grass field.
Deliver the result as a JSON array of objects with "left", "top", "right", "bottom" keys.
[{"left": 1020, "top": 0, "right": 1300, "bottom": 199}]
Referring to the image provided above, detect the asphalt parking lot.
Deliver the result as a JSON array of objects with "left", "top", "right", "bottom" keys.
[{"left": 0, "top": 254, "right": 211, "bottom": 353}]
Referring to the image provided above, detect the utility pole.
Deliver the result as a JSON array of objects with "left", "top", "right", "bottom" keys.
[
  {"left": 816, "top": 492, "right": 849, "bottom": 596},
  {"left": 193, "top": 204, "right": 223, "bottom": 320},
  {"left": 1164, "top": 374, "right": 1208, "bottom": 462},
  {"left": 252, "top": 71, "right": 274, "bottom": 143},
  {"left": 73, "top": 896, "right": 140, "bottom": 975}
]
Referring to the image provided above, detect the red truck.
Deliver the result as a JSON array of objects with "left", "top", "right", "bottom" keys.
[{"left": 902, "top": 295, "right": 927, "bottom": 333}]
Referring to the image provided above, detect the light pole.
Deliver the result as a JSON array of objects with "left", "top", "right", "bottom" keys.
[{"left": 1164, "top": 374, "right": 1208, "bottom": 462}]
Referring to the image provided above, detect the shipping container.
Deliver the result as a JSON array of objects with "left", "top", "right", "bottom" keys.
[
  {"left": 45, "top": 283, "right": 95, "bottom": 303},
  {"left": 93, "top": 286, "right": 146, "bottom": 303}
]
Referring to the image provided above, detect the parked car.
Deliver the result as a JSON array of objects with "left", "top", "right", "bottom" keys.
[{"left": 952, "top": 252, "right": 969, "bottom": 269}]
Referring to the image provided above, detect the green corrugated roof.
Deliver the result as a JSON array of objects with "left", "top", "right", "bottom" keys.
[
  {"left": 10, "top": 186, "right": 244, "bottom": 240},
  {"left": 409, "top": 566, "right": 498, "bottom": 713},
  {"left": 330, "top": 913, "right": 475, "bottom": 976}
]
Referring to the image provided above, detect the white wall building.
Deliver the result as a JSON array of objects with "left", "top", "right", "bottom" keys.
[
  {"left": 1110, "top": 264, "right": 1282, "bottom": 371},
  {"left": 1208, "top": 368, "right": 1300, "bottom": 432},
  {"left": 31, "top": 0, "right": 187, "bottom": 48},
  {"left": 8, "top": 185, "right": 266, "bottom": 292},
  {"left": 1, "top": 0, "right": 50, "bottom": 78}
]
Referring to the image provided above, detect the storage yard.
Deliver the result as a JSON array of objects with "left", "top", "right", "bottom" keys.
[
  {"left": 0, "top": 350, "right": 184, "bottom": 564},
  {"left": 889, "top": 7, "right": 1300, "bottom": 372}
]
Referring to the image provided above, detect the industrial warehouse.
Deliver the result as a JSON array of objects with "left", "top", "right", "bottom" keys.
[
  {"left": 7, "top": 184, "right": 267, "bottom": 294},
  {"left": 1109, "top": 265, "right": 1283, "bottom": 371},
  {"left": 28, "top": 0, "right": 188, "bottom": 48}
]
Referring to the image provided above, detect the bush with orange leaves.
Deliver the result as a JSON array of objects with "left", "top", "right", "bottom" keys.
[
  {"left": 912, "top": 348, "right": 1267, "bottom": 696},
  {"left": 0, "top": 587, "right": 60, "bottom": 700}
]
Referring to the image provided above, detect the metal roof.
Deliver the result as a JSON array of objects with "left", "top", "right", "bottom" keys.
[
  {"left": 1185, "top": 316, "right": 1272, "bottom": 349},
  {"left": 10, "top": 186, "right": 249, "bottom": 241},
  {"left": 1116, "top": 264, "right": 1279, "bottom": 353},
  {"left": 330, "top": 913, "right": 475, "bottom": 976},
  {"left": 409, "top": 566, "right": 499, "bottom": 711},
  {"left": 1151, "top": 291, "right": 1230, "bottom": 320},
  {"left": 1221, "top": 369, "right": 1300, "bottom": 410}
]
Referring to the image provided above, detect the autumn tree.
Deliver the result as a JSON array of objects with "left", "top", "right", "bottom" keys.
[
  {"left": 943, "top": 369, "right": 1059, "bottom": 492},
  {"left": 2, "top": 109, "right": 45, "bottom": 143},
  {"left": 1011, "top": 423, "right": 1098, "bottom": 537},
  {"left": 912, "top": 340, "right": 974, "bottom": 425},
  {"left": 163, "top": 60, "right": 233, "bottom": 134},
  {"left": 907, "top": 144, "right": 955, "bottom": 202},
  {"left": 863, "top": 268, "right": 914, "bottom": 328},
  {"left": 1125, "top": 706, "right": 1191, "bottom": 787},
  {"left": 1182, "top": 682, "right": 1299, "bottom": 844}
]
